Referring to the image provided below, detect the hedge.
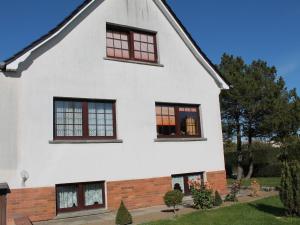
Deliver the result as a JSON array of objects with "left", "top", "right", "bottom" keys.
[{"left": 224, "top": 142, "right": 300, "bottom": 178}]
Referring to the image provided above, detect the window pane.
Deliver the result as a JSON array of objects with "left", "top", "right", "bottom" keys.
[
  {"left": 74, "top": 125, "right": 83, "bottom": 136},
  {"left": 106, "top": 31, "right": 113, "bottom": 38},
  {"left": 55, "top": 101, "right": 83, "bottom": 138},
  {"left": 179, "top": 107, "right": 199, "bottom": 136},
  {"left": 134, "top": 51, "right": 141, "bottom": 59},
  {"left": 172, "top": 177, "right": 184, "bottom": 193},
  {"left": 122, "top": 50, "right": 129, "bottom": 59},
  {"left": 88, "top": 102, "right": 114, "bottom": 137},
  {"left": 115, "top": 49, "right": 122, "bottom": 58},
  {"left": 107, "top": 48, "right": 114, "bottom": 57},
  {"left": 97, "top": 114, "right": 105, "bottom": 124},
  {"left": 156, "top": 106, "right": 162, "bottom": 115},
  {"left": 89, "top": 125, "right": 97, "bottom": 136},
  {"left": 106, "top": 126, "right": 114, "bottom": 136},
  {"left": 107, "top": 30, "right": 130, "bottom": 59},
  {"left": 56, "top": 113, "right": 64, "bottom": 124},
  {"left": 107, "top": 39, "right": 114, "bottom": 47},
  {"left": 57, "top": 185, "right": 78, "bottom": 209},
  {"left": 156, "top": 116, "right": 162, "bottom": 125},
  {"left": 105, "top": 103, "right": 113, "bottom": 113},
  {"left": 96, "top": 103, "right": 105, "bottom": 113},
  {"left": 149, "top": 54, "right": 155, "bottom": 61},
  {"left": 141, "top": 52, "right": 148, "bottom": 60},
  {"left": 148, "top": 35, "right": 154, "bottom": 43},
  {"left": 141, "top": 43, "right": 147, "bottom": 51},
  {"left": 114, "top": 39, "right": 121, "bottom": 48},
  {"left": 97, "top": 125, "right": 106, "bottom": 136},
  {"left": 134, "top": 42, "right": 141, "bottom": 51},
  {"left": 121, "top": 41, "right": 129, "bottom": 49},
  {"left": 148, "top": 44, "right": 154, "bottom": 53},
  {"left": 56, "top": 125, "right": 64, "bottom": 136},
  {"left": 133, "top": 33, "right": 140, "bottom": 41},
  {"left": 141, "top": 34, "right": 147, "bottom": 42},
  {"left": 113, "top": 32, "right": 120, "bottom": 39},
  {"left": 156, "top": 105, "right": 177, "bottom": 136},
  {"left": 84, "top": 183, "right": 103, "bottom": 206},
  {"left": 121, "top": 34, "right": 128, "bottom": 40}
]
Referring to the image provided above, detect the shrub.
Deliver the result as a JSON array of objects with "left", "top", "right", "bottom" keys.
[
  {"left": 225, "top": 180, "right": 240, "bottom": 202},
  {"left": 163, "top": 190, "right": 184, "bottom": 213},
  {"left": 280, "top": 159, "right": 300, "bottom": 216},
  {"left": 115, "top": 201, "right": 133, "bottom": 225},
  {"left": 214, "top": 190, "right": 223, "bottom": 206},
  {"left": 249, "top": 180, "right": 261, "bottom": 197},
  {"left": 190, "top": 181, "right": 214, "bottom": 209}
]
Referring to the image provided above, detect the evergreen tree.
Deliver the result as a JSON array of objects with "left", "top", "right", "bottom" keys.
[
  {"left": 219, "top": 53, "right": 300, "bottom": 179},
  {"left": 279, "top": 150, "right": 300, "bottom": 216},
  {"left": 115, "top": 201, "right": 133, "bottom": 225},
  {"left": 214, "top": 190, "right": 223, "bottom": 206}
]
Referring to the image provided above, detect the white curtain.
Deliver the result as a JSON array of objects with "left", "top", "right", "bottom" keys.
[
  {"left": 84, "top": 183, "right": 103, "bottom": 206},
  {"left": 172, "top": 177, "right": 185, "bottom": 193},
  {"left": 57, "top": 185, "right": 78, "bottom": 209},
  {"left": 188, "top": 175, "right": 202, "bottom": 188}
]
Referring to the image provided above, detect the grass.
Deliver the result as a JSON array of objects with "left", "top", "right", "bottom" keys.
[
  {"left": 142, "top": 196, "right": 300, "bottom": 225},
  {"left": 227, "top": 177, "right": 280, "bottom": 187}
]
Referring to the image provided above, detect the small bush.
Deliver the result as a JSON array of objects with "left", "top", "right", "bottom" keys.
[
  {"left": 115, "top": 201, "right": 132, "bottom": 225},
  {"left": 250, "top": 180, "right": 261, "bottom": 197},
  {"left": 189, "top": 181, "right": 214, "bottom": 210},
  {"left": 225, "top": 180, "right": 240, "bottom": 202},
  {"left": 214, "top": 190, "right": 223, "bottom": 206},
  {"left": 163, "top": 190, "right": 184, "bottom": 213}
]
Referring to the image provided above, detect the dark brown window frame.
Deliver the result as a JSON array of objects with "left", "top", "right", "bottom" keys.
[
  {"left": 53, "top": 97, "right": 117, "bottom": 141},
  {"left": 156, "top": 103, "right": 202, "bottom": 139},
  {"left": 56, "top": 181, "right": 106, "bottom": 214},
  {"left": 106, "top": 23, "right": 158, "bottom": 63}
]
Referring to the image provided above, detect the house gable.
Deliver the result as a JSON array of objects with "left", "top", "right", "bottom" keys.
[{"left": 2, "top": 0, "right": 229, "bottom": 89}]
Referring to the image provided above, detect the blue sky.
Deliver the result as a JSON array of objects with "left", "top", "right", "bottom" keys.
[{"left": 0, "top": 0, "right": 299, "bottom": 92}]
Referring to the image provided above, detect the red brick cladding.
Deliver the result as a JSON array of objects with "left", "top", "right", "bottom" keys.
[
  {"left": 7, "top": 187, "right": 56, "bottom": 223},
  {"left": 206, "top": 170, "right": 228, "bottom": 195},
  {"left": 107, "top": 176, "right": 172, "bottom": 210}
]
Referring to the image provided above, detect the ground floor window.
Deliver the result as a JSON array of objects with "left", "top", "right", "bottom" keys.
[
  {"left": 56, "top": 181, "right": 105, "bottom": 213},
  {"left": 172, "top": 172, "right": 204, "bottom": 195}
]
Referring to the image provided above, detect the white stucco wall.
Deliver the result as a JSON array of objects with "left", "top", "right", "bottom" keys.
[
  {"left": 0, "top": 0, "right": 225, "bottom": 189},
  {"left": 0, "top": 72, "right": 19, "bottom": 184}
]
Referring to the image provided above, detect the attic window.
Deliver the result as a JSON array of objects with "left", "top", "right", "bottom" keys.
[{"left": 106, "top": 24, "right": 158, "bottom": 63}]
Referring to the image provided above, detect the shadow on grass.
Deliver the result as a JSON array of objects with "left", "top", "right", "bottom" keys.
[
  {"left": 249, "top": 203, "right": 285, "bottom": 217},
  {"left": 161, "top": 209, "right": 180, "bottom": 213}
]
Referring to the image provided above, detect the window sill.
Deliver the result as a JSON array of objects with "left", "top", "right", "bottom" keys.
[
  {"left": 49, "top": 139, "right": 123, "bottom": 144},
  {"left": 154, "top": 137, "right": 207, "bottom": 142},
  {"left": 103, "top": 57, "right": 164, "bottom": 67}
]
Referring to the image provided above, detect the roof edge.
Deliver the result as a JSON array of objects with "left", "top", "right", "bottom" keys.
[
  {"left": 160, "top": 0, "right": 231, "bottom": 88},
  {"left": 3, "top": 0, "right": 95, "bottom": 71}
]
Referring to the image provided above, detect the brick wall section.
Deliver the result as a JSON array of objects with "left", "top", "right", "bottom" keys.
[
  {"left": 107, "top": 176, "right": 172, "bottom": 210},
  {"left": 206, "top": 170, "right": 228, "bottom": 195},
  {"left": 7, "top": 187, "right": 56, "bottom": 222}
]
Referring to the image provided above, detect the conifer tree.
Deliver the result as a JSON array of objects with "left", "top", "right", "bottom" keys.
[{"left": 115, "top": 201, "right": 133, "bottom": 225}]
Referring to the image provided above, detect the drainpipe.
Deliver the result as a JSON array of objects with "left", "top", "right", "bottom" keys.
[{"left": 0, "top": 183, "right": 10, "bottom": 225}]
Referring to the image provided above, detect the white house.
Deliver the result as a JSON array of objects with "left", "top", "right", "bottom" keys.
[{"left": 0, "top": 0, "right": 229, "bottom": 222}]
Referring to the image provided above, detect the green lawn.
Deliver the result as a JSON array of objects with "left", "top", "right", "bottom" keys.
[
  {"left": 142, "top": 196, "right": 300, "bottom": 225},
  {"left": 227, "top": 177, "right": 280, "bottom": 187}
]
